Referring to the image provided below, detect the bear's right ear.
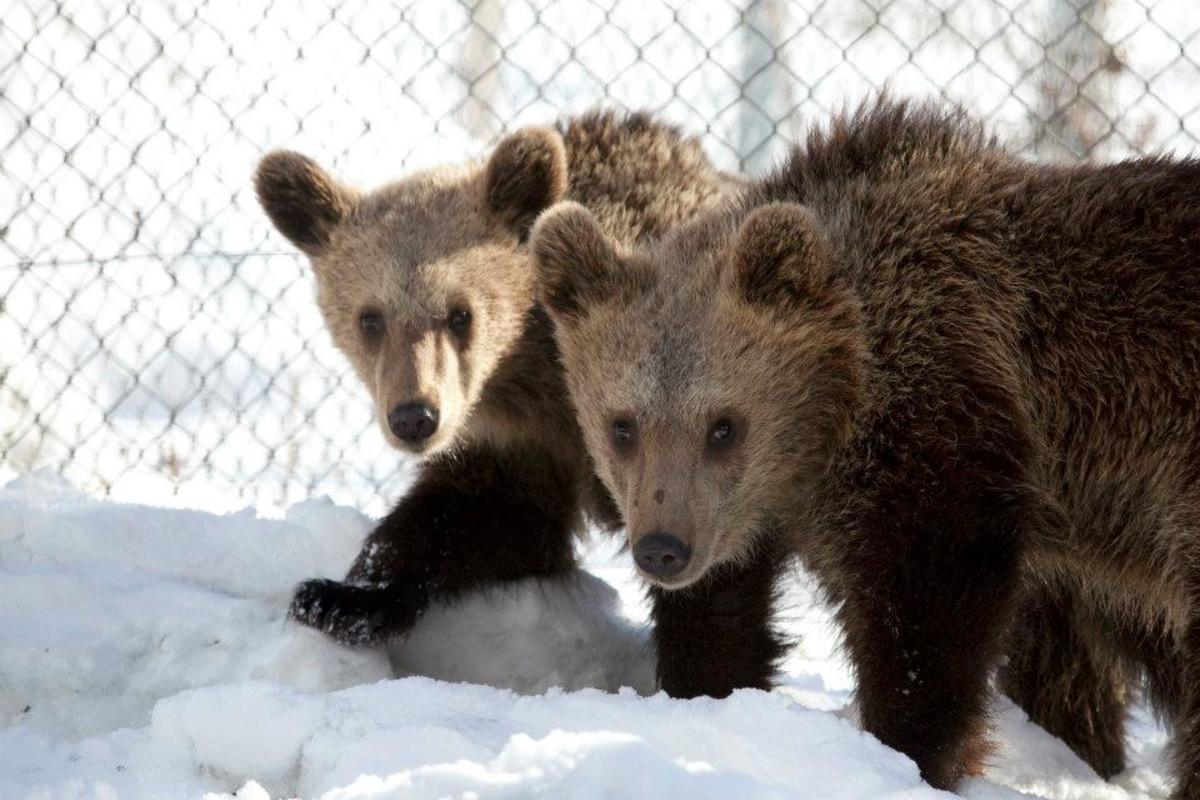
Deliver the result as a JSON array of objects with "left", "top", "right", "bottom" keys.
[
  {"left": 529, "top": 202, "right": 624, "bottom": 321},
  {"left": 255, "top": 151, "right": 356, "bottom": 257},
  {"left": 729, "top": 202, "right": 829, "bottom": 308},
  {"left": 485, "top": 127, "right": 569, "bottom": 240}
]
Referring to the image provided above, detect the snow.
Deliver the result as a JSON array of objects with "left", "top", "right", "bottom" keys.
[{"left": 0, "top": 471, "right": 1174, "bottom": 799}]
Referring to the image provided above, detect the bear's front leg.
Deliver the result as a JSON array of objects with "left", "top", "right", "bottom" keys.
[
  {"left": 290, "top": 444, "right": 579, "bottom": 646},
  {"left": 650, "top": 533, "right": 790, "bottom": 698},
  {"left": 290, "top": 576, "right": 431, "bottom": 646},
  {"left": 838, "top": 492, "right": 1025, "bottom": 789}
]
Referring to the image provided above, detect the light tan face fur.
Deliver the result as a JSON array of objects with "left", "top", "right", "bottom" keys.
[
  {"left": 309, "top": 174, "right": 532, "bottom": 455},
  {"left": 532, "top": 202, "right": 863, "bottom": 587},
  {"left": 256, "top": 130, "right": 566, "bottom": 456}
]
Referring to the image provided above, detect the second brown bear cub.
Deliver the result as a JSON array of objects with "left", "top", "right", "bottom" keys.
[
  {"left": 255, "top": 112, "right": 783, "bottom": 681},
  {"left": 531, "top": 99, "right": 1200, "bottom": 794}
]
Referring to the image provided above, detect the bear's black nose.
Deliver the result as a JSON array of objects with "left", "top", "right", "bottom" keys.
[
  {"left": 634, "top": 533, "right": 691, "bottom": 579},
  {"left": 388, "top": 402, "right": 439, "bottom": 444}
]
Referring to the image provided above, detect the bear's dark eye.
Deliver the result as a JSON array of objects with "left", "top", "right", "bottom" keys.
[
  {"left": 448, "top": 307, "right": 472, "bottom": 336},
  {"left": 611, "top": 418, "right": 638, "bottom": 452},
  {"left": 706, "top": 417, "right": 739, "bottom": 453},
  {"left": 359, "top": 310, "right": 385, "bottom": 339}
]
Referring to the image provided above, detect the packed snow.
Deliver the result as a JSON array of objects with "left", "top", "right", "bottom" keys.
[{"left": 0, "top": 471, "right": 1175, "bottom": 799}]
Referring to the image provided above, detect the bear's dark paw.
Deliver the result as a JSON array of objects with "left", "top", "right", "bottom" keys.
[{"left": 289, "top": 578, "right": 429, "bottom": 647}]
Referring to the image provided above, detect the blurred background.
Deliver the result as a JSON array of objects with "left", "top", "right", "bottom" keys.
[{"left": 2, "top": 0, "right": 1197, "bottom": 514}]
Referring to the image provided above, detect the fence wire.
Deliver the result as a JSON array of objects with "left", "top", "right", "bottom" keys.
[{"left": 2, "top": 0, "right": 1198, "bottom": 514}]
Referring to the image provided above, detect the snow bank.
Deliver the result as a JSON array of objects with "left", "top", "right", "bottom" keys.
[
  {"left": 0, "top": 472, "right": 1173, "bottom": 799},
  {"left": 154, "top": 679, "right": 952, "bottom": 800}
]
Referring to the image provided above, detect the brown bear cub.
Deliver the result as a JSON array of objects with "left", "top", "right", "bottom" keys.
[
  {"left": 254, "top": 112, "right": 777, "bottom": 671},
  {"left": 530, "top": 98, "right": 1200, "bottom": 794}
]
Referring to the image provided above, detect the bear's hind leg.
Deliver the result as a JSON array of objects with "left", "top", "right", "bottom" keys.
[
  {"left": 1168, "top": 608, "right": 1200, "bottom": 798},
  {"left": 1000, "top": 583, "right": 1129, "bottom": 779}
]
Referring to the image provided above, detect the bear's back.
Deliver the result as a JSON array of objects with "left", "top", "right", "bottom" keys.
[
  {"left": 801, "top": 124, "right": 1200, "bottom": 605},
  {"left": 558, "top": 111, "right": 739, "bottom": 247}
]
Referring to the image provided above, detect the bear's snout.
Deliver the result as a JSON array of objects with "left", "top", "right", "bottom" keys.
[
  {"left": 633, "top": 533, "right": 691, "bottom": 579},
  {"left": 388, "top": 402, "right": 439, "bottom": 445}
]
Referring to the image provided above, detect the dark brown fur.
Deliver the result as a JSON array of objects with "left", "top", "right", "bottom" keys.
[
  {"left": 531, "top": 98, "right": 1200, "bottom": 793},
  {"left": 1000, "top": 582, "right": 1132, "bottom": 778},
  {"left": 651, "top": 531, "right": 790, "bottom": 698}
]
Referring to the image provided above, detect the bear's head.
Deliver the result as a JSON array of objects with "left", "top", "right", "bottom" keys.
[
  {"left": 530, "top": 201, "right": 865, "bottom": 587},
  {"left": 255, "top": 129, "right": 568, "bottom": 455}
]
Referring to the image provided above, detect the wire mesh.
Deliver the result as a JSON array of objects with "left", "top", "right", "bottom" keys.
[{"left": 3, "top": 0, "right": 1198, "bottom": 513}]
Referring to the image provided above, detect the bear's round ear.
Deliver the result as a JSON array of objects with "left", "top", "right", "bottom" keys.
[
  {"left": 255, "top": 150, "right": 356, "bottom": 257},
  {"left": 485, "top": 127, "right": 569, "bottom": 240},
  {"left": 529, "top": 202, "right": 624, "bottom": 320},
  {"left": 729, "top": 202, "right": 829, "bottom": 307}
]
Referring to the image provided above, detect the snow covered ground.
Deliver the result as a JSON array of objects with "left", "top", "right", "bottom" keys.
[{"left": 0, "top": 471, "right": 1175, "bottom": 799}]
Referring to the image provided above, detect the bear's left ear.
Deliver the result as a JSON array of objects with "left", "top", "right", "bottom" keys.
[
  {"left": 729, "top": 202, "right": 829, "bottom": 307},
  {"left": 485, "top": 127, "right": 569, "bottom": 239},
  {"left": 529, "top": 202, "right": 628, "bottom": 321}
]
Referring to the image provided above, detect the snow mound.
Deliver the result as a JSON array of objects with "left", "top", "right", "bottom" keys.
[
  {"left": 19, "top": 679, "right": 958, "bottom": 800},
  {"left": 390, "top": 570, "right": 655, "bottom": 695}
]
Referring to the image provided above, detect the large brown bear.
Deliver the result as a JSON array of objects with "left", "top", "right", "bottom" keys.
[
  {"left": 530, "top": 98, "right": 1200, "bottom": 794},
  {"left": 254, "top": 112, "right": 780, "bottom": 681}
]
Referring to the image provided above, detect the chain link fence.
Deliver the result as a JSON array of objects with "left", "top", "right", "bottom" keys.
[{"left": 3, "top": 0, "right": 1198, "bottom": 514}]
